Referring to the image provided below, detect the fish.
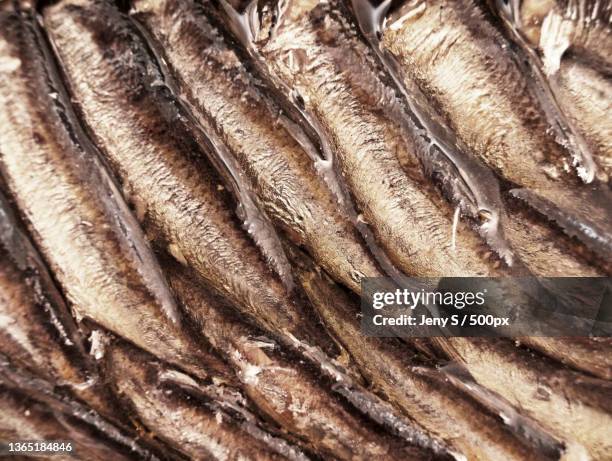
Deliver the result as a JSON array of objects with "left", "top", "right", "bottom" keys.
[
  {"left": 0, "top": 4, "right": 224, "bottom": 382},
  {"left": 436, "top": 337, "right": 612, "bottom": 460},
  {"left": 0, "top": 357, "right": 169, "bottom": 461},
  {"left": 291, "top": 246, "right": 558, "bottom": 461},
  {"left": 130, "top": 0, "right": 384, "bottom": 294},
  {"left": 0, "top": 189, "right": 121, "bottom": 421},
  {"left": 42, "top": 0, "right": 335, "bottom": 354},
  {"left": 0, "top": 388, "right": 136, "bottom": 461},
  {"left": 377, "top": 0, "right": 612, "bottom": 258},
  {"left": 104, "top": 337, "right": 310, "bottom": 461},
  {"left": 217, "top": 0, "right": 612, "bottom": 395},
  {"left": 216, "top": 0, "right": 512, "bottom": 278},
  {"left": 492, "top": 0, "right": 612, "bottom": 183},
  {"left": 500, "top": 0, "right": 612, "bottom": 74},
  {"left": 164, "top": 257, "right": 447, "bottom": 460}
]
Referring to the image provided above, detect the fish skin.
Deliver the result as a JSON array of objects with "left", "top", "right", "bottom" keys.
[
  {"left": 520, "top": 337, "right": 612, "bottom": 381},
  {"left": 381, "top": 0, "right": 612, "bottom": 257},
  {"left": 0, "top": 356, "right": 171, "bottom": 461},
  {"left": 517, "top": 0, "right": 612, "bottom": 73},
  {"left": 492, "top": 0, "right": 612, "bottom": 183},
  {"left": 220, "top": 0, "right": 508, "bottom": 278},
  {"left": 292, "top": 250, "right": 550, "bottom": 461},
  {"left": 42, "top": 0, "right": 331, "bottom": 351},
  {"left": 130, "top": 0, "right": 383, "bottom": 294},
  {"left": 437, "top": 337, "right": 612, "bottom": 460},
  {"left": 166, "top": 259, "right": 438, "bottom": 461},
  {"left": 0, "top": 190, "right": 121, "bottom": 421},
  {"left": 0, "top": 6, "right": 222, "bottom": 382},
  {"left": 554, "top": 58, "right": 612, "bottom": 182},
  {"left": 105, "top": 339, "right": 307, "bottom": 461},
  {"left": 0, "top": 388, "right": 135, "bottom": 461}
]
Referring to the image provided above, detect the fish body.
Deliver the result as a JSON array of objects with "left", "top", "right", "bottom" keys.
[
  {"left": 492, "top": 0, "right": 612, "bottom": 183},
  {"left": 166, "top": 261, "right": 440, "bottom": 461},
  {"left": 219, "top": 0, "right": 508, "bottom": 278},
  {"left": 106, "top": 339, "right": 306, "bottom": 461},
  {"left": 0, "top": 388, "right": 136, "bottom": 461},
  {"left": 0, "top": 5, "right": 220, "bottom": 381},
  {"left": 380, "top": 0, "right": 612, "bottom": 256},
  {"left": 131, "top": 0, "right": 383, "bottom": 294},
  {"left": 42, "top": 0, "right": 325, "bottom": 347},
  {"left": 513, "top": 0, "right": 612, "bottom": 73},
  {"left": 438, "top": 337, "right": 612, "bottom": 460},
  {"left": 0, "top": 190, "right": 119, "bottom": 419},
  {"left": 293, "top": 251, "right": 552, "bottom": 461}
]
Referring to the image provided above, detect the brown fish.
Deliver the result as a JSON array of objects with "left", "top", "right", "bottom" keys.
[
  {"left": 378, "top": 0, "right": 612, "bottom": 258},
  {"left": 0, "top": 388, "right": 134, "bottom": 461},
  {"left": 0, "top": 5, "right": 222, "bottom": 382},
  {"left": 437, "top": 337, "right": 612, "bottom": 460},
  {"left": 492, "top": 0, "right": 612, "bottom": 183},
  {"left": 165, "top": 259, "right": 446, "bottom": 461},
  {"left": 130, "top": 0, "right": 383, "bottom": 294},
  {"left": 292, "top": 248, "right": 557, "bottom": 461},
  {"left": 0, "top": 189, "right": 120, "bottom": 420},
  {"left": 42, "top": 0, "right": 332, "bottom": 352},
  {"left": 104, "top": 338, "right": 309, "bottom": 461},
  {"left": 217, "top": 0, "right": 509, "bottom": 278},
  {"left": 0, "top": 357, "right": 169, "bottom": 461},
  {"left": 505, "top": 0, "right": 612, "bottom": 73}
]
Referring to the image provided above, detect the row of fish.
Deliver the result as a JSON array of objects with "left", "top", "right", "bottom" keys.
[{"left": 0, "top": 0, "right": 610, "bottom": 459}]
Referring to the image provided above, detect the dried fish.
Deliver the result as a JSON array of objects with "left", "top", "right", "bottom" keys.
[
  {"left": 130, "top": 0, "right": 383, "bottom": 294},
  {"left": 437, "top": 338, "right": 612, "bottom": 460},
  {"left": 0, "top": 388, "right": 135, "bottom": 461},
  {"left": 104, "top": 338, "right": 308, "bottom": 461},
  {"left": 292, "top": 249, "right": 555, "bottom": 461},
  {"left": 0, "top": 5, "right": 222, "bottom": 382},
  {"left": 0, "top": 357, "right": 168, "bottom": 461},
  {"left": 0, "top": 190, "right": 118, "bottom": 420}
]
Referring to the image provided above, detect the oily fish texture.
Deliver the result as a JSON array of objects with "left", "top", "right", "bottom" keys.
[
  {"left": 132, "top": 0, "right": 382, "bottom": 294},
  {"left": 0, "top": 10, "right": 219, "bottom": 383},
  {"left": 259, "top": 2, "right": 498, "bottom": 278}
]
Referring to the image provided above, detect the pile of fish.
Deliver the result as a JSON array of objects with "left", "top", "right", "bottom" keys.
[{"left": 0, "top": 0, "right": 611, "bottom": 459}]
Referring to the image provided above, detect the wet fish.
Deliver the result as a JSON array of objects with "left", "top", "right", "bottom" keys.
[
  {"left": 217, "top": 0, "right": 510, "bottom": 278},
  {"left": 378, "top": 0, "right": 612, "bottom": 258},
  {"left": 42, "top": 0, "right": 332, "bottom": 352},
  {"left": 130, "top": 0, "right": 383, "bottom": 294},
  {"left": 292, "top": 248, "right": 556, "bottom": 461},
  {"left": 104, "top": 338, "right": 309, "bottom": 461},
  {"left": 436, "top": 337, "right": 612, "bottom": 460},
  {"left": 165, "top": 258, "right": 445, "bottom": 461},
  {"left": 0, "top": 5, "right": 223, "bottom": 382}
]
